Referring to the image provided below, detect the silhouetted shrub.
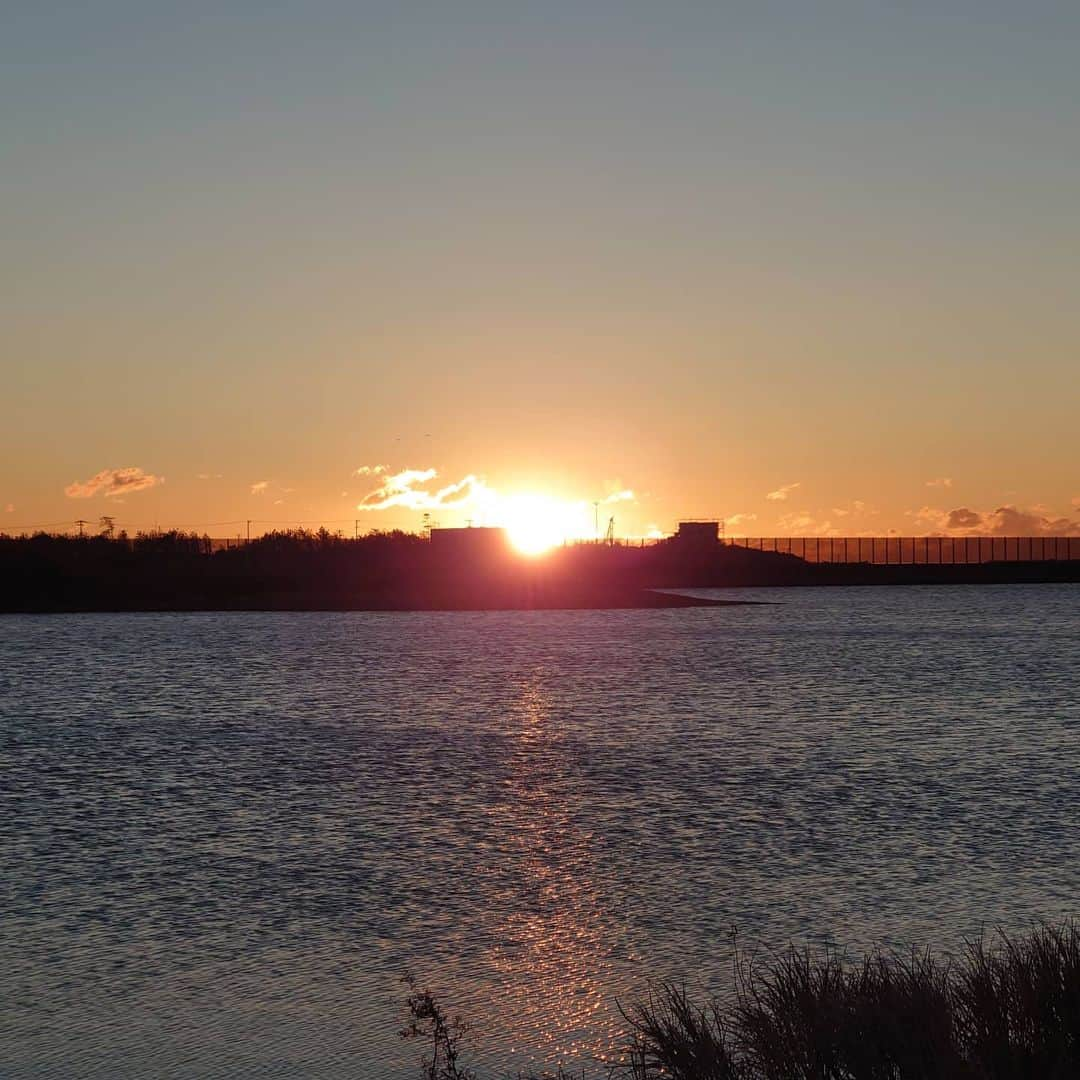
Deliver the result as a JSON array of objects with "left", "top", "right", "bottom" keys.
[
  {"left": 410, "top": 922, "right": 1080, "bottom": 1080},
  {"left": 953, "top": 923, "right": 1080, "bottom": 1078},
  {"left": 616, "top": 982, "right": 739, "bottom": 1080},
  {"left": 401, "top": 975, "right": 475, "bottom": 1080}
]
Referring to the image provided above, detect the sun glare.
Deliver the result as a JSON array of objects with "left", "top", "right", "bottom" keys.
[{"left": 499, "top": 494, "right": 585, "bottom": 556}]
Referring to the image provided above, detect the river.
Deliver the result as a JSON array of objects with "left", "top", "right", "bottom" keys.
[{"left": 2, "top": 584, "right": 1077, "bottom": 1077}]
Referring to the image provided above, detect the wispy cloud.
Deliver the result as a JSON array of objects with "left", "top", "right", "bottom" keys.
[
  {"left": 4, "top": 503, "right": 13, "bottom": 513},
  {"left": 356, "top": 467, "right": 496, "bottom": 513},
  {"left": 830, "top": 499, "right": 876, "bottom": 518},
  {"left": 196, "top": 472, "right": 222, "bottom": 481},
  {"left": 354, "top": 467, "right": 635, "bottom": 539},
  {"left": 765, "top": 482, "right": 800, "bottom": 502},
  {"left": 775, "top": 511, "right": 835, "bottom": 536},
  {"left": 925, "top": 477, "right": 953, "bottom": 489},
  {"left": 65, "top": 467, "right": 163, "bottom": 499},
  {"left": 354, "top": 464, "right": 389, "bottom": 477},
  {"left": 725, "top": 512, "right": 758, "bottom": 530},
  {"left": 250, "top": 480, "right": 270, "bottom": 495}
]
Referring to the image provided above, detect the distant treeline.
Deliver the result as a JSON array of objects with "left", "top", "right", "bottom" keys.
[{"left": 0, "top": 529, "right": 1075, "bottom": 612}]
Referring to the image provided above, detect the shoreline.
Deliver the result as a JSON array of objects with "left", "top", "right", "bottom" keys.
[
  {"left": 2, "top": 588, "right": 756, "bottom": 614},
  {"left": 2, "top": 529, "right": 1075, "bottom": 613},
  {"left": 3, "top": 578, "right": 1075, "bottom": 614}
]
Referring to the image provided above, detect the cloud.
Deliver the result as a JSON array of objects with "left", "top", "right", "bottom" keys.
[
  {"left": 354, "top": 464, "right": 389, "bottom": 477},
  {"left": 913, "top": 503, "right": 1080, "bottom": 536},
  {"left": 4, "top": 503, "right": 13, "bottom": 513},
  {"left": 910, "top": 506, "right": 948, "bottom": 530},
  {"left": 947, "top": 507, "right": 982, "bottom": 529},
  {"left": 250, "top": 480, "right": 270, "bottom": 495},
  {"left": 725, "top": 512, "right": 757, "bottom": 528},
  {"left": 831, "top": 500, "right": 875, "bottom": 517},
  {"left": 765, "top": 482, "right": 800, "bottom": 502},
  {"left": 196, "top": 473, "right": 223, "bottom": 481},
  {"left": 65, "top": 467, "right": 163, "bottom": 499},
  {"left": 826, "top": 500, "right": 875, "bottom": 521},
  {"left": 775, "top": 511, "right": 835, "bottom": 536},
  {"left": 925, "top": 477, "right": 953, "bottom": 489},
  {"left": 356, "top": 467, "right": 496, "bottom": 513},
  {"left": 912, "top": 505, "right": 984, "bottom": 533},
  {"left": 1072, "top": 496, "right": 1080, "bottom": 509},
  {"left": 354, "top": 467, "right": 651, "bottom": 544},
  {"left": 983, "top": 505, "right": 1080, "bottom": 537}
]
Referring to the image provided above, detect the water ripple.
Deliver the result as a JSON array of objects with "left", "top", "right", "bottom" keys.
[{"left": 1, "top": 585, "right": 1078, "bottom": 1077}]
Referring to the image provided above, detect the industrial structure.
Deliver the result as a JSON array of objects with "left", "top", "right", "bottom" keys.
[{"left": 673, "top": 520, "right": 721, "bottom": 547}]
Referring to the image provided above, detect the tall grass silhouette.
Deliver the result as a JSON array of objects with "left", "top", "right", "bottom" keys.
[{"left": 405, "top": 922, "right": 1080, "bottom": 1079}]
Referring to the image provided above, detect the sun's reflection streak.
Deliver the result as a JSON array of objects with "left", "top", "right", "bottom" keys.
[{"left": 474, "top": 675, "right": 629, "bottom": 1072}]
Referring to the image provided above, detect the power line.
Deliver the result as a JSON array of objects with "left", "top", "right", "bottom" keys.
[
  {"left": 2, "top": 514, "right": 392, "bottom": 536},
  {"left": 2, "top": 521, "right": 87, "bottom": 531}
]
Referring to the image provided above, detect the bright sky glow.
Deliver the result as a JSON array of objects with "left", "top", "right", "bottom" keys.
[{"left": 493, "top": 494, "right": 594, "bottom": 555}]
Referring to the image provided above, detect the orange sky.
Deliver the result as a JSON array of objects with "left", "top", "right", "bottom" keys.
[{"left": 4, "top": 5, "right": 1078, "bottom": 540}]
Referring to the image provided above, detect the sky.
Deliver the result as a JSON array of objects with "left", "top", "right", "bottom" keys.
[{"left": 4, "top": 2, "right": 1079, "bottom": 539}]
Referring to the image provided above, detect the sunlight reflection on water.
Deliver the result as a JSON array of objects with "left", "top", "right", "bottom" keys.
[{"left": 1, "top": 585, "right": 1078, "bottom": 1077}]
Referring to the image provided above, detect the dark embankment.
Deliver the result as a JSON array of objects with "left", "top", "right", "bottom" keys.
[
  {"left": 1, "top": 529, "right": 1075, "bottom": 612},
  {"left": 0, "top": 530, "right": 752, "bottom": 612},
  {"left": 405, "top": 922, "right": 1080, "bottom": 1079}
]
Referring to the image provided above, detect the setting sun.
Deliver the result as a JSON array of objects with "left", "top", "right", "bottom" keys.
[{"left": 497, "top": 494, "right": 588, "bottom": 556}]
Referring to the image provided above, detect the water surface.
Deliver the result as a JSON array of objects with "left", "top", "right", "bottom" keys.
[{"left": 2, "top": 585, "right": 1078, "bottom": 1077}]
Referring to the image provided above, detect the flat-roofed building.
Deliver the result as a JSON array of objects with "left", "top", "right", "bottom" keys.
[{"left": 674, "top": 520, "right": 720, "bottom": 545}]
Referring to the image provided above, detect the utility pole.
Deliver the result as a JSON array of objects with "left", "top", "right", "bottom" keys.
[
  {"left": 355, "top": 519, "right": 360, "bottom": 540},
  {"left": 593, "top": 502, "right": 599, "bottom": 542},
  {"left": 246, "top": 519, "right": 251, "bottom": 543},
  {"left": 75, "top": 519, "right": 89, "bottom": 538}
]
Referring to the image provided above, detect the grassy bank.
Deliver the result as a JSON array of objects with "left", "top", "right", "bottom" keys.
[{"left": 404, "top": 922, "right": 1080, "bottom": 1079}]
